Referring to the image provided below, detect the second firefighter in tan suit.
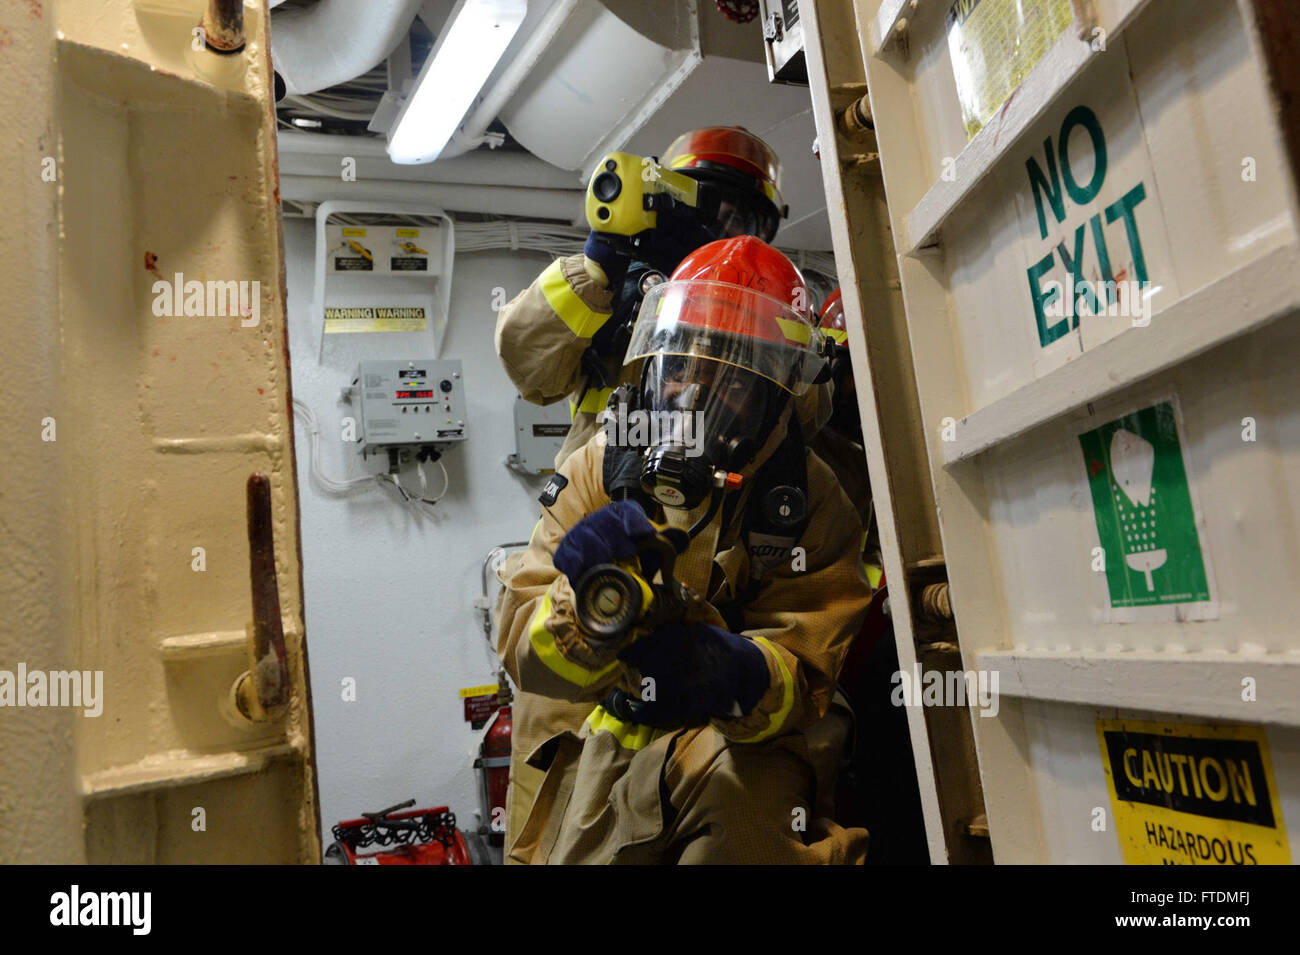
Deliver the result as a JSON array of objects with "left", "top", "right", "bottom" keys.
[{"left": 496, "top": 237, "right": 871, "bottom": 862}]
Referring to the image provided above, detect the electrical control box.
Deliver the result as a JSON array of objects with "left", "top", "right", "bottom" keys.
[
  {"left": 758, "top": 0, "right": 806, "bottom": 85},
  {"left": 353, "top": 358, "right": 467, "bottom": 457},
  {"left": 512, "top": 395, "right": 572, "bottom": 474}
]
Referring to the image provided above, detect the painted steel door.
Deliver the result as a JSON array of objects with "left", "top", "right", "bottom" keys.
[
  {"left": 843, "top": 0, "right": 1300, "bottom": 863},
  {"left": 1, "top": 0, "right": 319, "bottom": 863}
]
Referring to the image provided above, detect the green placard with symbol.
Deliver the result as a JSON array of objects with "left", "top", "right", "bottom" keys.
[{"left": 1078, "top": 400, "right": 1211, "bottom": 608}]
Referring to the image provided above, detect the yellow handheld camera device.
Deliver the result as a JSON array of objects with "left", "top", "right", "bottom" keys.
[{"left": 585, "top": 152, "right": 701, "bottom": 238}]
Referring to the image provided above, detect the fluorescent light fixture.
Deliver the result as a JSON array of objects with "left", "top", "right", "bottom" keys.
[{"left": 387, "top": 0, "right": 527, "bottom": 164}]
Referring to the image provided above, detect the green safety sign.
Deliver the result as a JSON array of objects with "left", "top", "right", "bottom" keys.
[{"left": 1078, "top": 400, "right": 1211, "bottom": 608}]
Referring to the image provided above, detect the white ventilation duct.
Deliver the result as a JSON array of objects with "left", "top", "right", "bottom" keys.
[
  {"left": 272, "top": 0, "right": 425, "bottom": 97},
  {"left": 496, "top": 0, "right": 702, "bottom": 176}
]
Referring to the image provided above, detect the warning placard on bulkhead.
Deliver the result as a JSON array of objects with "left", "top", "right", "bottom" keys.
[
  {"left": 1097, "top": 719, "right": 1290, "bottom": 865},
  {"left": 323, "top": 305, "right": 427, "bottom": 334}
]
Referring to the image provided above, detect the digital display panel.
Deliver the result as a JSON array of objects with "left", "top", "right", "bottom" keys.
[{"left": 395, "top": 390, "right": 434, "bottom": 399}]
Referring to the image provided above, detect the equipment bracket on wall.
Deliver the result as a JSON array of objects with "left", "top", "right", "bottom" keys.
[{"left": 313, "top": 200, "right": 456, "bottom": 363}]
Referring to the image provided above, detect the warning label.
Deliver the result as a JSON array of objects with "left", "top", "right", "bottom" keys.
[
  {"left": 391, "top": 257, "right": 429, "bottom": 272},
  {"left": 324, "top": 306, "right": 427, "bottom": 334},
  {"left": 532, "top": 424, "right": 570, "bottom": 438},
  {"left": 460, "top": 683, "right": 500, "bottom": 730},
  {"left": 1097, "top": 719, "right": 1290, "bottom": 865}
]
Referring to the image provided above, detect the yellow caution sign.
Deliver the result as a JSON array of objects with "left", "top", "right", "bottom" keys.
[{"left": 1097, "top": 718, "right": 1290, "bottom": 865}]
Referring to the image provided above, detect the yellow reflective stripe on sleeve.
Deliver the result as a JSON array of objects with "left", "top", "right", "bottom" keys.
[
  {"left": 866, "top": 563, "right": 883, "bottom": 590},
  {"left": 585, "top": 704, "right": 666, "bottom": 751},
  {"left": 824, "top": 327, "right": 848, "bottom": 344},
  {"left": 734, "top": 637, "right": 796, "bottom": 743},
  {"left": 570, "top": 385, "right": 614, "bottom": 417},
  {"left": 539, "top": 259, "right": 609, "bottom": 339},
  {"left": 528, "top": 593, "right": 620, "bottom": 688},
  {"left": 528, "top": 518, "right": 543, "bottom": 546}
]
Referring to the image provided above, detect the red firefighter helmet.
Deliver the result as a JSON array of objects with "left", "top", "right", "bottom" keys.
[
  {"left": 662, "top": 126, "right": 788, "bottom": 242},
  {"left": 626, "top": 236, "right": 824, "bottom": 395},
  {"left": 818, "top": 287, "right": 848, "bottom": 346}
]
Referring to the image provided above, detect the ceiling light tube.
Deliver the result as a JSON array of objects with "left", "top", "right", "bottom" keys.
[{"left": 387, "top": 0, "right": 527, "bottom": 164}]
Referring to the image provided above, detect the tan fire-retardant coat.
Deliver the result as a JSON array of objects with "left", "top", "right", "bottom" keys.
[
  {"left": 495, "top": 410, "right": 871, "bottom": 863},
  {"left": 494, "top": 252, "right": 839, "bottom": 859}
]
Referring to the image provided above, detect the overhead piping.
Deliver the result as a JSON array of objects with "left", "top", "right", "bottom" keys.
[
  {"left": 277, "top": 130, "right": 577, "bottom": 189},
  {"left": 279, "top": 175, "right": 584, "bottom": 223},
  {"left": 202, "top": 0, "right": 245, "bottom": 53}
]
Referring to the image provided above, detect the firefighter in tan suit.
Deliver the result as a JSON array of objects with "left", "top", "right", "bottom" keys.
[
  {"left": 494, "top": 128, "right": 812, "bottom": 858},
  {"left": 497, "top": 237, "right": 871, "bottom": 863}
]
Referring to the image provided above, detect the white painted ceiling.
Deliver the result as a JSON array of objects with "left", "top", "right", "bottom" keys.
[{"left": 275, "top": 0, "right": 830, "bottom": 249}]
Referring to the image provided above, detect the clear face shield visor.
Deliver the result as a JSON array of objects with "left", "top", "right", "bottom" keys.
[
  {"left": 625, "top": 280, "right": 824, "bottom": 396},
  {"left": 637, "top": 353, "right": 770, "bottom": 457},
  {"left": 622, "top": 281, "right": 825, "bottom": 508},
  {"left": 707, "top": 197, "right": 768, "bottom": 240}
]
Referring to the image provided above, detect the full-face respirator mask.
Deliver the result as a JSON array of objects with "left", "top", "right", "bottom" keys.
[
  {"left": 634, "top": 354, "right": 775, "bottom": 511},
  {"left": 611, "top": 237, "right": 831, "bottom": 525}
]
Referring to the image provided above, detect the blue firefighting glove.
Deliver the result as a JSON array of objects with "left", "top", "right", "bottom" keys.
[
  {"left": 584, "top": 231, "right": 631, "bottom": 289},
  {"left": 614, "top": 622, "right": 770, "bottom": 728},
  {"left": 553, "top": 500, "right": 658, "bottom": 584}
]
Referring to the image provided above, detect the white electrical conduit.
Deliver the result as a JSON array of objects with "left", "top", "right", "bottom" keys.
[
  {"left": 272, "top": 0, "right": 424, "bottom": 97},
  {"left": 283, "top": 95, "right": 378, "bottom": 122},
  {"left": 293, "top": 398, "right": 449, "bottom": 520},
  {"left": 276, "top": 131, "right": 577, "bottom": 189},
  {"left": 378, "top": 459, "right": 449, "bottom": 520},
  {"left": 292, "top": 398, "right": 379, "bottom": 494},
  {"left": 280, "top": 175, "right": 584, "bottom": 223},
  {"left": 454, "top": 221, "right": 588, "bottom": 257}
]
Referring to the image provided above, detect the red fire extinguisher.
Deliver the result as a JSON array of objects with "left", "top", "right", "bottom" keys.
[{"left": 475, "top": 675, "right": 513, "bottom": 847}]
